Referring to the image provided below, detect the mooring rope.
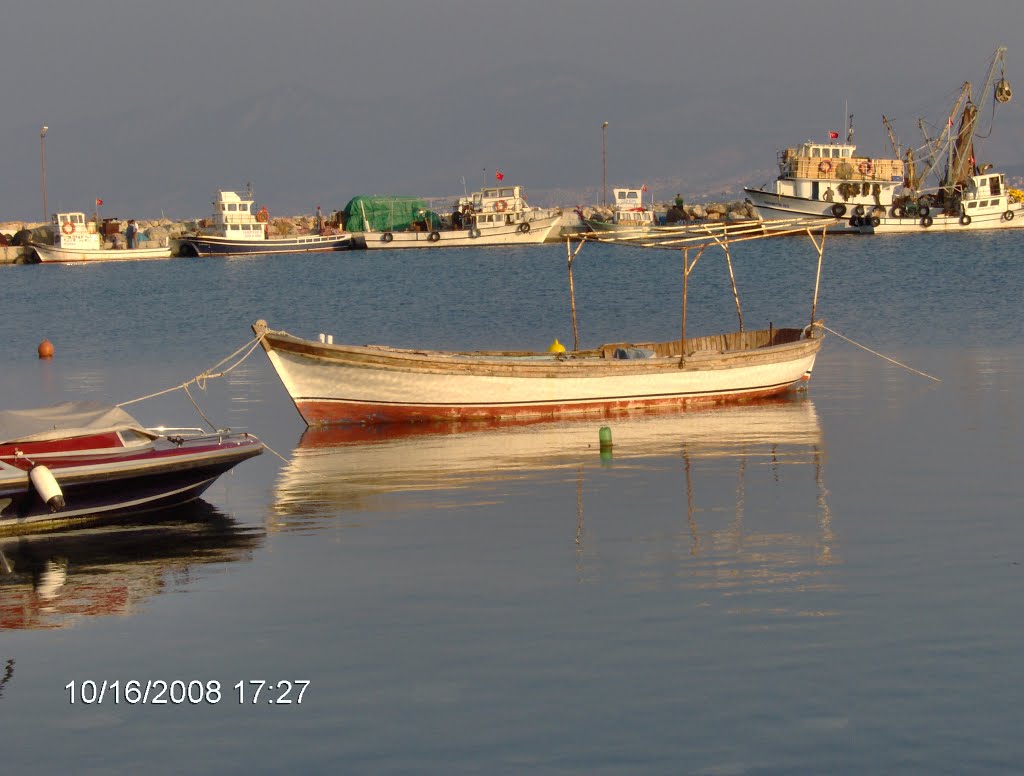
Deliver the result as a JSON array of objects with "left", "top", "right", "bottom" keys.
[
  {"left": 114, "top": 330, "right": 304, "bottom": 470},
  {"left": 117, "top": 333, "right": 266, "bottom": 409},
  {"left": 822, "top": 325, "right": 941, "bottom": 382}
]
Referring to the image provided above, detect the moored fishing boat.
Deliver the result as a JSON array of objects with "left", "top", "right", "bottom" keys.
[
  {"left": 859, "top": 47, "right": 1024, "bottom": 234},
  {"left": 175, "top": 187, "right": 353, "bottom": 257},
  {"left": 253, "top": 217, "right": 830, "bottom": 426},
  {"left": 30, "top": 211, "right": 173, "bottom": 263},
  {"left": 0, "top": 401, "right": 263, "bottom": 533},
  {"left": 743, "top": 121, "right": 905, "bottom": 233},
  {"left": 583, "top": 186, "right": 657, "bottom": 233},
  {"left": 349, "top": 183, "right": 562, "bottom": 249}
]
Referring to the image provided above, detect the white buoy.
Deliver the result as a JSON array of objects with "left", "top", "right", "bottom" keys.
[{"left": 29, "top": 465, "right": 65, "bottom": 512}]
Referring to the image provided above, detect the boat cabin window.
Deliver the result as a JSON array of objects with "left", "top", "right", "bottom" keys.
[{"left": 988, "top": 177, "right": 1002, "bottom": 195}]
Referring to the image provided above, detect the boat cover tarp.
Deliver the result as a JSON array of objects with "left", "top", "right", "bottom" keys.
[
  {"left": 0, "top": 401, "right": 154, "bottom": 444},
  {"left": 343, "top": 196, "right": 444, "bottom": 232}
]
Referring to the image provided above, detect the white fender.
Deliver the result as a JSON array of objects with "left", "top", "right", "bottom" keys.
[{"left": 29, "top": 464, "right": 65, "bottom": 512}]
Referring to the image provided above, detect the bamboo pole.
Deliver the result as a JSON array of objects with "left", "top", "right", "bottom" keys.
[
  {"left": 721, "top": 242, "right": 743, "bottom": 332},
  {"left": 567, "top": 237, "right": 586, "bottom": 351},
  {"left": 679, "top": 247, "right": 689, "bottom": 367},
  {"left": 808, "top": 225, "right": 827, "bottom": 332}
]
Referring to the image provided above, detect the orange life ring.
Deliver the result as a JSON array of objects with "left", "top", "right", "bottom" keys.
[
  {"left": 858, "top": 160, "right": 873, "bottom": 175},
  {"left": 818, "top": 160, "right": 832, "bottom": 174},
  {"left": 61, "top": 221, "right": 75, "bottom": 235},
  {"left": 494, "top": 199, "right": 508, "bottom": 213},
  {"left": 256, "top": 208, "right": 269, "bottom": 223}
]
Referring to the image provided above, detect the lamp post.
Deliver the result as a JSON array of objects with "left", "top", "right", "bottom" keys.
[
  {"left": 601, "top": 122, "right": 608, "bottom": 208},
  {"left": 40, "top": 125, "right": 49, "bottom": 222}
]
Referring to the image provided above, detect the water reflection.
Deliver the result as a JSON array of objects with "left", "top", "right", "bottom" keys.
[
  {"left": 271, "top": 397, "right": 826, "bottom": 526},
  {"left": 555, "top": 399, "right": 837, "bottom": 596},
  {"left": 0, "top": 503, "right": 264, "bottom": 630}
]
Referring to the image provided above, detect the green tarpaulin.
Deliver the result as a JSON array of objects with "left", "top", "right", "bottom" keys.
[{"left": 342, "top": 196, "right": 445, "bottom": 232}]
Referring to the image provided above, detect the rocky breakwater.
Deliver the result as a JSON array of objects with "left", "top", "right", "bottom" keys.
[{"left": 575, "top": 199, "right": 757, "bottom": 227}]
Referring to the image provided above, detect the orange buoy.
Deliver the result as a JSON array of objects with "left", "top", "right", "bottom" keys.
[{"left": 38, "top": 338, "right": 54, "bottom": 359}]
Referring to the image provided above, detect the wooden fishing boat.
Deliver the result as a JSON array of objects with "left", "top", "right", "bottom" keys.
[
  {"left": 0, "top": 401, "right": 263, "bottom": 533},
  {"left": 254, "top": 217, "right": 831, "bottom": 426}
]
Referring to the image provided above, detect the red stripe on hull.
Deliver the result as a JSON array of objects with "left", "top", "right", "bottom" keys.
[
  {"left": 0, "top": 432, "right": 126, "bottom": 459},
  {"left": 296, "top": 380, "right": 810, "bottom": 425}
]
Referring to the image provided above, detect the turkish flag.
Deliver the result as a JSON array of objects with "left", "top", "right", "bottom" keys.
[
  {"left": 495, "top": 171, "right": 504, "bottom": 181},
  {"left": 829, "top": 131, "right": 839, "bottom": 140},
  {"left": 96, "top": 198, "right": 103, "bottom": 206},
  {"left": 641, "top": 184, "right": 648, "bottom": 192}
]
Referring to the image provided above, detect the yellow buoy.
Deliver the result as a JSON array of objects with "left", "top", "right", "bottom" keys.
[{"left": 547, "top": 338, "right": 565, "bottom": 353}]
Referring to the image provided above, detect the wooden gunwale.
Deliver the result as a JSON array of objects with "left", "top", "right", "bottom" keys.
[{"left": 257, "top": 325, "right": 821, "bottom": 379}]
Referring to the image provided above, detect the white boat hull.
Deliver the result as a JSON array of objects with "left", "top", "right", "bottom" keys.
[
  {"left": 357, "top": 213, "right": 562, "bottom": 249},
  {"left": 31, "top": 243, "right": 174, "bottom": 263},
  {"left": 859, "top": 203, "right": 1024, "bottom": 233},
  {"left": 253, "top": 321, "right": 823, "bottom": 425},
  {"left": 743, "top": 189, "right": 863, "bottom": 232}
]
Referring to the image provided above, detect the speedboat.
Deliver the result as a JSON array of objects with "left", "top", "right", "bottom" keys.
[{"left": 0, "top": 401, "right": 263, "bottom": 533}]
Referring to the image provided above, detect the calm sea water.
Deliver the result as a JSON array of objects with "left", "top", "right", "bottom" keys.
[{"left": 2, "top": 231, "right": 1023, "bottom": 774}]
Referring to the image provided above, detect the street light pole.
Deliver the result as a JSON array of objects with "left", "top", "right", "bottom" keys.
[
  {"left": 601, "top": 122, "right": 608, "bottom": 208},
  {"left": 40, "top": 125, "right": 49, "bottom": 222}
]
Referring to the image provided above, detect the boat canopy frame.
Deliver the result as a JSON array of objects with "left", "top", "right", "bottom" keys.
[{"left": 565, "top": 217, "right": 830, "bottom": 363}]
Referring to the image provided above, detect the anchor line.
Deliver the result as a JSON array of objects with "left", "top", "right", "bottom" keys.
[{"left": 822, "top": 325, "right": 941, "bottom": 382}]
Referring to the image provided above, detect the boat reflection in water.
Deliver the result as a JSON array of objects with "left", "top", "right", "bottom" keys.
[
  {"left": 0, "top": 503, "right": 264, "bottom": 631},
  {"left": 273, "top": 396, "right": 826, "bottom": 521}
]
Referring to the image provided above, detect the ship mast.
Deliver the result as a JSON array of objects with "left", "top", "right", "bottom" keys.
[{"left": 917, "top": 47, "right": 1010, "bottom": 198}]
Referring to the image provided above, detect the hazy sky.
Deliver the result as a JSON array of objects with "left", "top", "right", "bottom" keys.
[{"left": 2, "top": 0, "right": 1022, "bottom": 221}]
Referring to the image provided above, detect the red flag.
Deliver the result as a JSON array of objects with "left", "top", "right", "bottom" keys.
[
  {"left": 829, "top": 131, "right": 839, "bottom": 140},
  {"left": 96, "top": 198, "right": 103, "bottom": 206},
  {"left": 495, "top": 170, "right": 504, "bottom": 181},
  {"left": 641, "top": 184, "right": 648, "bottom": 192}
]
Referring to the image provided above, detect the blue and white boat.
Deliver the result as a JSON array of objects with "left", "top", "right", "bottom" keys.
[{"left": 175, "top": 188, "right": 353, "bottom": 257}]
